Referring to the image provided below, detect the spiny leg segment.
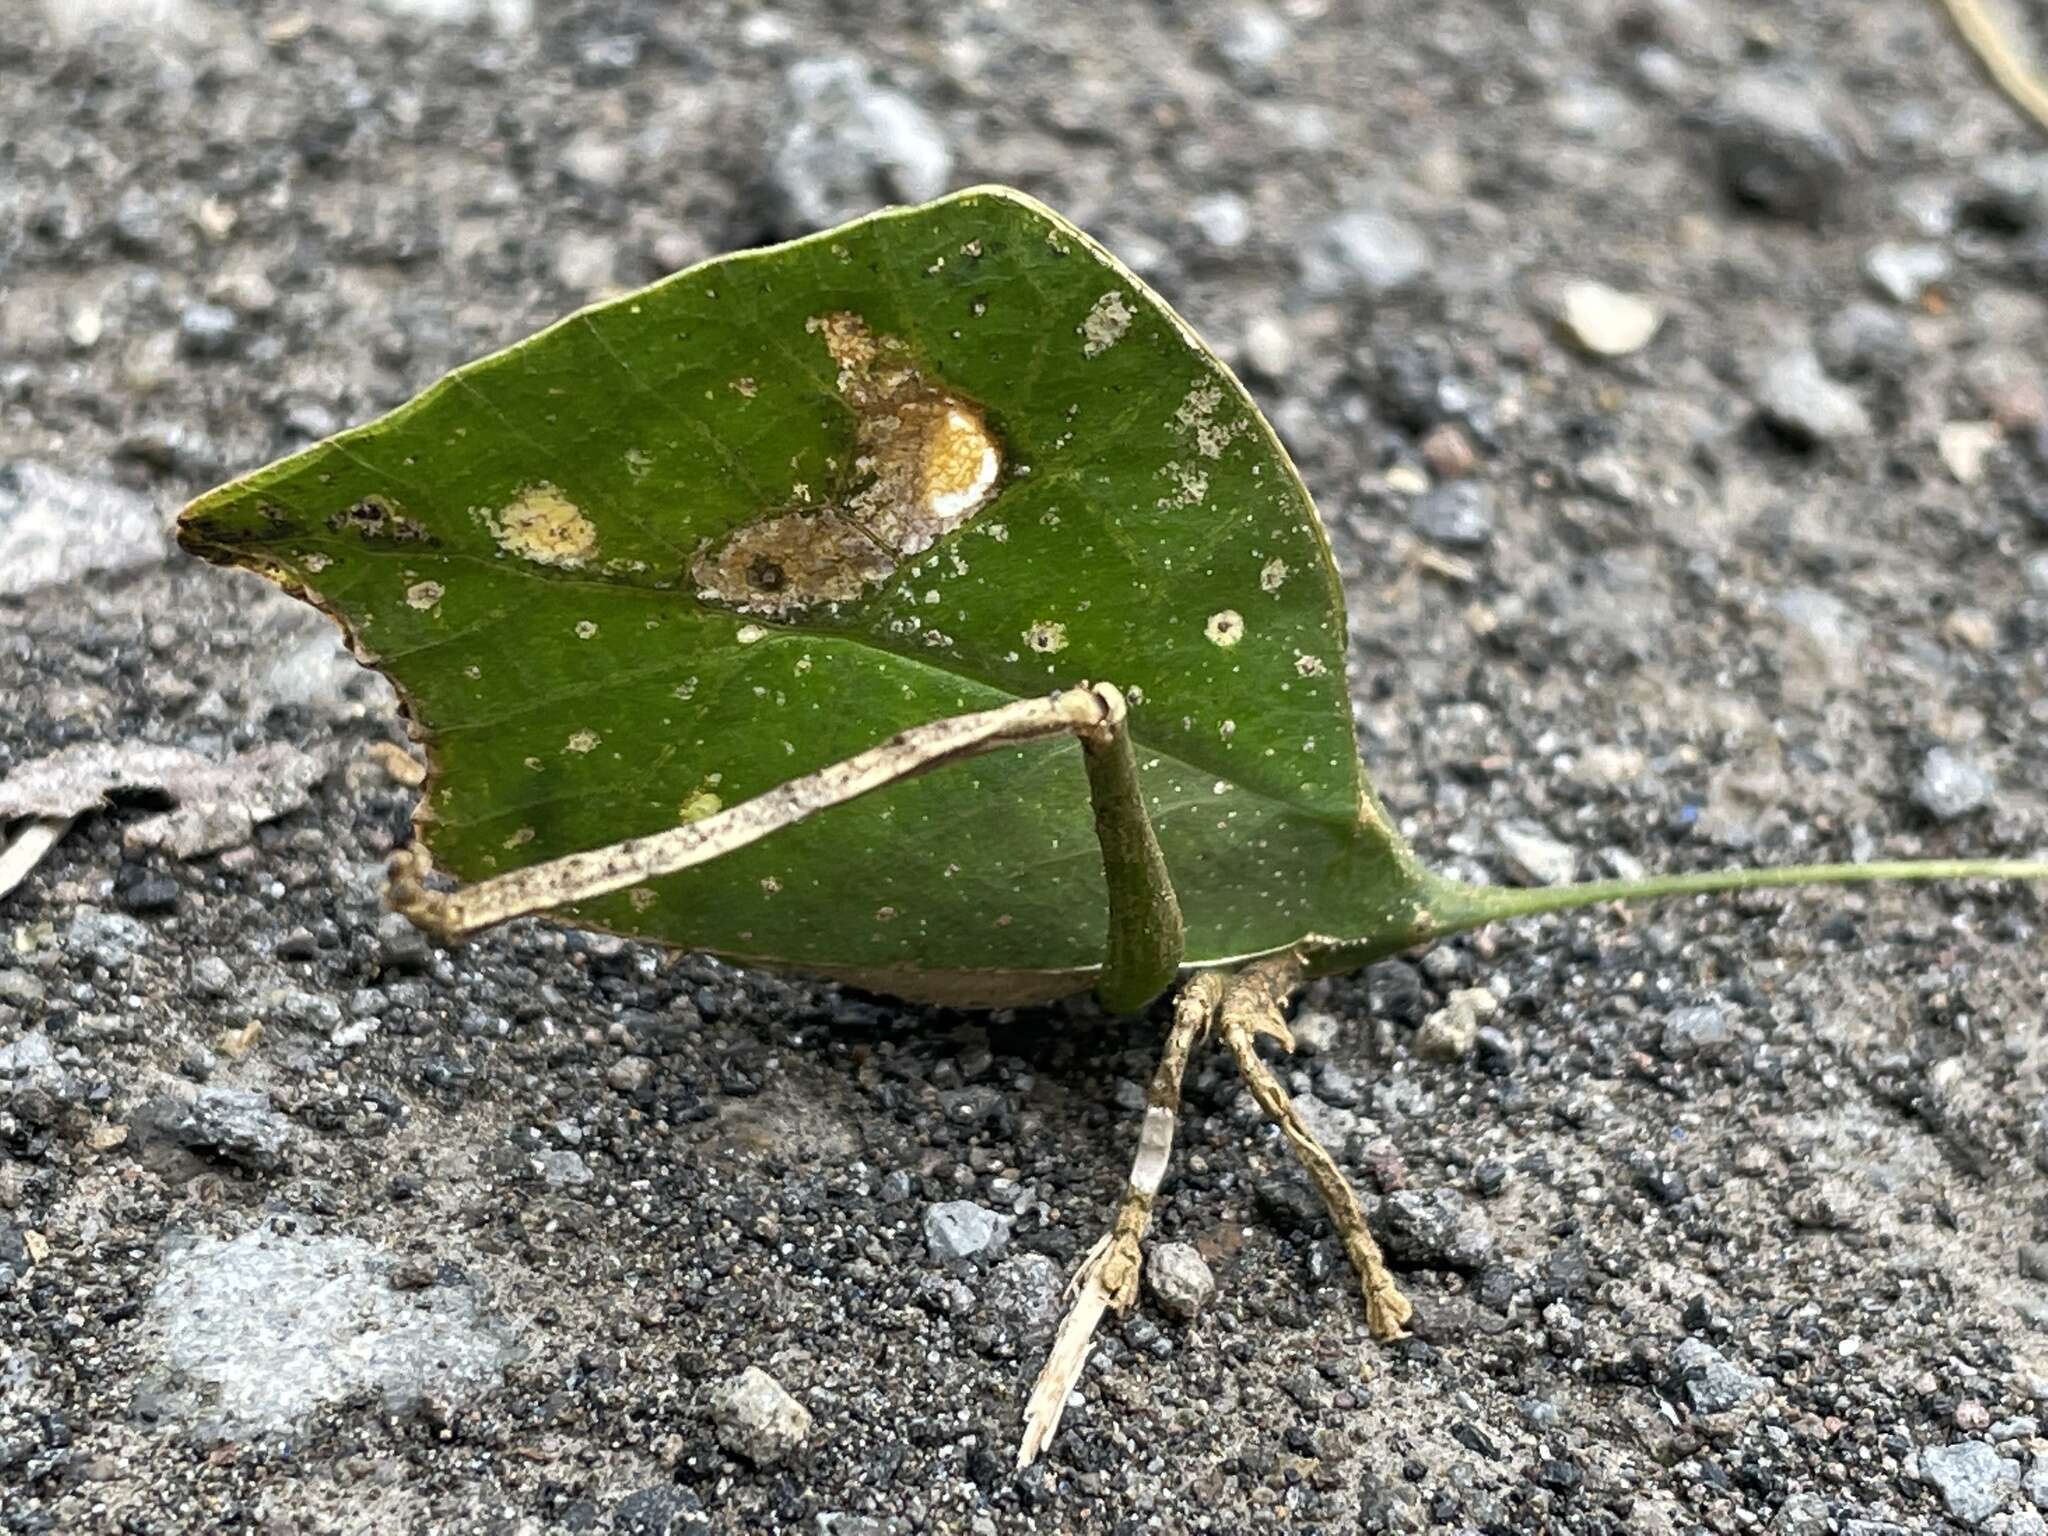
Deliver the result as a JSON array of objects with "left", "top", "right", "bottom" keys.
[
  {"left": 387, "top": 681, "right": 1184, "bottom": 1011},
  {"left": 1216, "top": 954, "right": 1414, "bottom": 1342},
  {"left": 1017, "top": 957, "right": 1414, "bottom": 1468}
]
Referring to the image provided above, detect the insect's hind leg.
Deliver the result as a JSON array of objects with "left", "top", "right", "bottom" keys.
[
  {"left": 1217, "top": 954, "right": 1413, "bottom": 1340},
  {"left": 1017, "top": 970, "right": 1225, "bottom": 1469},
  {"left": 386, "top": 682, "right": 1182, "bottom": 1011}
]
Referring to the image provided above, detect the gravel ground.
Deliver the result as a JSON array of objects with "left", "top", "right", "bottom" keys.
[{"left": 5, "top": 1, "right": 2048, "bottom": 1532}]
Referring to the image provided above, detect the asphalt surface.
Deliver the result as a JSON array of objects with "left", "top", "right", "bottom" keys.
[{"left": 3, "top": 1, "right": 2048, "bottom": 1532}]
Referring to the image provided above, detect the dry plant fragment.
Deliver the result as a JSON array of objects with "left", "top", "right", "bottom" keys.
[
  {"left": 0, "top": 817, "right": 72, "bottom": 904},
  {"left": 388, "top": 680, "right": 1182, "bottom": 1012},
  {"left": 0, "top": 740, "right": 332, "bottom": 885},
  {"left": 1936, "top": 0, "right": 2048, "bottom": 137}
]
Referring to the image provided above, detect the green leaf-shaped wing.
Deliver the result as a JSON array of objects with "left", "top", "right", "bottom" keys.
[{"left": 179, "top": 187, "right": 1429, "bottom": 1002}]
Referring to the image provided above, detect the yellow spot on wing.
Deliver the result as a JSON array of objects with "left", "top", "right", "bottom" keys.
[{"left": 487, "top": 483, "right": 598, "bottom": 568}]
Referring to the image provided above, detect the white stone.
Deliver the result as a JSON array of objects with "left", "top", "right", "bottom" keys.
[
  {"left": 1558, "top": 280, "right": 1661, "bottom": 357},
  {"left": 710, "top": 1366, "right": 812, "bottom": 1466},
  {"left": 0, "top": 461, "right": 165, "bottom": 598},
  {"left": 1937, "top": 421, "right": 2002, "bottom": 485},
  {"left": 149, "top": 1229, "right": 513, "bottom": 1439},
  {"left": 1145, "top": 1241, "right": 1216, "bottom": 1322}
]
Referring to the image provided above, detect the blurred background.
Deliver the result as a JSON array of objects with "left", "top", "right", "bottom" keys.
[{"left": 4, "top": 2, "right": 2048, "bottom": 1533}]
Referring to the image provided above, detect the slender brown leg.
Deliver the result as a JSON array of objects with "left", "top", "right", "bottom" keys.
[
  {"left": 1016, "top": 971, "right": 1225, "bottom": 1468},
  {"left": 1216, "top": 954, "right": 1413, "bottom": 1340}
]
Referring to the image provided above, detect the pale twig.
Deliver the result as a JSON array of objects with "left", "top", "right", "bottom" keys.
[
  {"left": 1936, "top": 0, "right": 2048, "bottom": 136},
  {"left": 0, "top": 816, "right": 74, "bottom": 904}
]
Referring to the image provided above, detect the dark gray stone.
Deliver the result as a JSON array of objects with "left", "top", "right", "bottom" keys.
[
  {"left": 1409, "top": 482, "right": 1495, "bottom": 548},
  {"left": 1373, "top": 1188, "right": 1496, "bottom": 1270}
]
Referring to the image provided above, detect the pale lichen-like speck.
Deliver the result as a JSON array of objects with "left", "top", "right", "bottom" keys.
[
  {"left": 564, "top": 729, "right": 600, "bottom": 753},
  {"left": 404, "top": 580, "right": 444, "bottom": 610},
  {"left": 1081, "top": 290, "right": 1133, "bottom": 357},
  {"left": 484, "top": 482, "right": 598, "bottom": 568},
  {"left": 1024, "top": 620, "right": 1069, "bottom": 654},
  {"left": 1205, "top": 609, "right": 1245, "bottom": 647}
]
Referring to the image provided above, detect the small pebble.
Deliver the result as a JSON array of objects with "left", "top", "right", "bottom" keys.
[
  {"left": 1495, "top": 821, "right": 1576, "bottom": 887},
  {"left": 1213, "top": 5, "right": 1289, "bottom": 86},
  {"left": 1913, "top": 747, "right": 1994, "bottom": 822},
  {"left": 275, "top": 928, "right": 319, "bottom": 961},
  {"left": 923, "top": 1200, "right": 1008, "bottom": 1262},
  {"left": 177, "top": 301, "right": 241, "bottom": 358},
  {"left": 1409, "top": 481, "right": 1494, "bottom": 548},
  {"left": 1287, "top": 1009, "right": 1341, "bottom": 1055},
  {"left": 1818, "top": 302, "right": 1919, "bottom": 380},
  {"left": 606, "top": 1055, "right": 654, "bottom": 1094},
  {"left": 1672, "top": 1337, "right": 1767, "bottom": 1415},
  {"left": 770, "top": 57, "right": 950, "bottom": 232},
  {"left": 119, "top": 873, "right": 179, "bottom": 914},
  {"left": 1862, "top": 241, "right": 1950, "bottom": 305},
  {"left": 1373, "top": 1188, "right": 1495, "bottom": 1269},
  {"left": 1661, "top": 1002, "right": 1735, "bottom": 1059},
  {"left": 1145, "top": 1241, "right": 1216, "bottom": 1322},
  {"left": 536, "top": 1149, "right": 591, "bottom": 1188},
  {"left": 1755, "top": 347, "right": 1871, "bottom": 444},
  {"left": 1937, "top": 421, "right": 2001, "bottom": 485},
  {"left": 1415, "top": 987, "right": 1496, "bottom": 1062},
  {"left": 1420, "top": 422, "right": 1477, "bottom": 479},
  {"left": 1710, "top": 74, "right": 1849, "bottom": 221},
  {"left": 1920, "top": 1440, "right": 2020, "bottom": 1528},
  {"left": 1557, "top": 280, "right": 1661, "bottom": 356},
  {"left": 709, "top": 1366, "right": 812, "bottom": 1467},
  {"left": 1298, "top": 208, "right": 1429, "bottom": 301},
  {"left": 1187, "top": 192, "right": 1250, "bottom": 249},
  {"left": 1241, "top": 314, "right": 1295, "bottom": 378}
]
